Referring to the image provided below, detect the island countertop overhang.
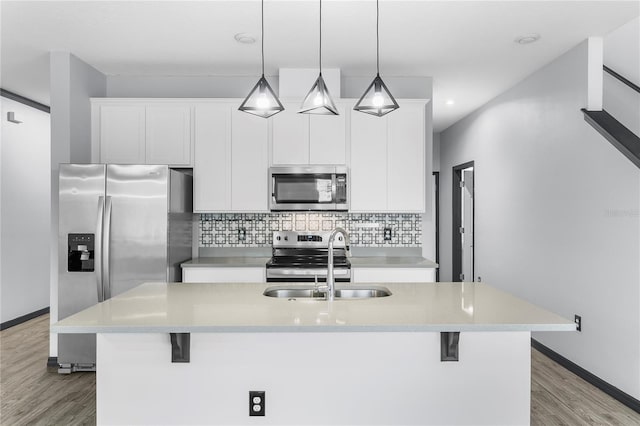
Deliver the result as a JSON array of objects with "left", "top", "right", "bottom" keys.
[{"left": 51, "top": 282, "right": 576, "bottom": 334}]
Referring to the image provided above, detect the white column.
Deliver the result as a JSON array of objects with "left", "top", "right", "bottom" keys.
[{"left": 587, "top": 37, "right": 604, "bottom": 111}]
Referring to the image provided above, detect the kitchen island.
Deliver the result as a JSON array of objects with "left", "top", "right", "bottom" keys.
[{"left": 52, "top": 281, "right": 574, "bottom": 425}]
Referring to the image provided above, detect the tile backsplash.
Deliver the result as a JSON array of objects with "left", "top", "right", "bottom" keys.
[{"left": 199, "top": 213, "right": 422, "bottom": 248}]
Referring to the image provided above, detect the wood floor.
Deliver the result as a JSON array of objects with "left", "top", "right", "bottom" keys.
[{"left": 1, "top": 315, "right": 639, "bottom": 425}]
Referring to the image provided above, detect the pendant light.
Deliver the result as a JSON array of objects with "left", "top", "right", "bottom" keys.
[
  {"left": 299, "top": 0, "right": 338, "bottom": 115},
  {"left": 239, "top": 0, "right": 284, "bottom": 118},
  {"left": 354, "top": 0, "right": 399, "bottom": 117}
]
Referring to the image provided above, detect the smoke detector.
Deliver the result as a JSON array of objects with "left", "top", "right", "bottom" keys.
[
  {"left": 235, "top": 33, "right": 256, "bottom": 44},
  {"left": 515, "top": 34, "right": 541, "bottom": 45}
]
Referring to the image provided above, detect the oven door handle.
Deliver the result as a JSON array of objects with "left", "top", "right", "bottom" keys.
[{"left": 266, "top": 269, "right": 350, "bottom": 277}]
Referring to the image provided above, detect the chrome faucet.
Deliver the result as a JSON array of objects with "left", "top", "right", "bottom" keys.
[{"left": 325, "top": 227, "right": 351, "bottom": 301}]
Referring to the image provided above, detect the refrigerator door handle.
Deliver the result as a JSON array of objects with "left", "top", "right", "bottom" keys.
[
  {"left": 103, "top": 196, "right": 113, "bottom": 300},
  {"left": 95, "top": 196, "right": 105, "bottom": 302}
]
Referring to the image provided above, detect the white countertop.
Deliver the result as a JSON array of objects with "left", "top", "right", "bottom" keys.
[
  {"left": 181, "top": 256, "right": 438, "bottom": 268},
  {"left": 52, "top": 282, "right": 575, "bottom": 334}
]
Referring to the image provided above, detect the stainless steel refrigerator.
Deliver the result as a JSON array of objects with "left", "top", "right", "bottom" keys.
[{"left": 57, "top": 164, "right": 193, "bottom": 373}]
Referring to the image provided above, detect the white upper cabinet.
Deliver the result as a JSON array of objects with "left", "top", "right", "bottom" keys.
[
  {"left": 350, "top": 111, "right": 387, "bottom": 212},
  {"left": 231, "top": 109, "right": 269, "bottom": 211},
  {"left": 193, "top": 103, "right": 269, "bottom": 213},
  {"left": 387, "top": 105, "right": 425, "bottom": 212},
  {"left": 98, "top": 105, "right": 146, "bottom": 164},
  {"left": 271, "top": 102, "right": 309, "bottom": 165},
  {"left": 271, "top": 101, "right": 347, "bottom": 165},
  {"left": 92, "top": 100, "right": 193, "bottom": 166},
  {"left": 309, "top": 103, "right": 347, "bottom": 164},
  {"left": 194, "top": 104, "right": 231, "bottom": 212},
  {"left": 350, "top": 101, "right": 426, "bottom": 213},
  {"left": 146, "top": 105, "right": 192, "bottom": 165}
]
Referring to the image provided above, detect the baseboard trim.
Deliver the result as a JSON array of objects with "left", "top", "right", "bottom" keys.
[
  {"left": 0, "top": 307, "right": 50, "bottom": 331},
  {"left": 532, "top": 338, "right": 640, "bottom": 414}
]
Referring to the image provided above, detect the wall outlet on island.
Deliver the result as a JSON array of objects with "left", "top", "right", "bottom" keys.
[
  {"left": 249, "top": 391, "right": 265, "bottom": 416},
  {"left": 238, "top": 228, "right": 247, "bottom": 241},
  {"left": 574, "top": 314, "right": 582, "bottom": 332}
]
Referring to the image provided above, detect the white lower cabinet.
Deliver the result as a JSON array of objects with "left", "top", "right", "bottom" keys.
[
  {"left": 352, "top": 268, "right": 435, "bottom": 283},
  {"left": 182, "top": 267, "right": 265, "bottom": 283}
]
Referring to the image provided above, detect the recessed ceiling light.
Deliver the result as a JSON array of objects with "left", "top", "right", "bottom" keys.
[
  {"left": 234, "top": 33, "right": 256, "bottom": 44},
  {"left": 515, "top": 34, "right": 541, "bottom": 45},
  {"left": 445, "top": 99, "right": 455, "bottom": 106}
]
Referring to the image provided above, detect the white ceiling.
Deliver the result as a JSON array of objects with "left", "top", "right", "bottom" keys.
[{"left": 1, "top": 1, "right": 638, "bottom": 131}]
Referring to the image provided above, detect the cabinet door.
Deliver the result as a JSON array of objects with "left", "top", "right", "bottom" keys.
[
  {"left": 309, "top": 103, "right": 346, "bottom": 165},
  {"left": 182, "top": 267, "right": 265, "bottom": 283},
  {"left": 99, "top": 105, "right": 145, "bottom": 164},
  {"left": 146, "top": 105, "right": 192, "bottom": 165},
  {"left": 388, "top": 105, "right": 425, "bottom": 212},
  {"left": 272, "top": 103, "right": 309, "bottom": 165},
  {"left": 231, "top": 110, "right": 268, "bottom": 211},
  {"left": 352, "top": 268, "right": 435, "bottom": 283},
  {"left": 350, "top": 111, "right": 388, "bottom": 211},
  {"left": 194, "top": 105, "right": 231, "bottom": 212}
]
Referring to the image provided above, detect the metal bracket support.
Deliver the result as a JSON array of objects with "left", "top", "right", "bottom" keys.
[
  {"left": 170, "top": 333, "right": 190, "bottom": 363},
  {"left": 441, "top": 332, "right": 460, "bottom": 362}
]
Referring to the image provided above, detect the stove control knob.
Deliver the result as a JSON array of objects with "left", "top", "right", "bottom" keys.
[
  {"left": 338, "top": 236, "right": 343, "bottom": 241},
  {"left": 284, "top": 236, "right": 289, "bottom": 241},
  {"left": 276, "top": 236, "right": 281, "bottom": 241}
]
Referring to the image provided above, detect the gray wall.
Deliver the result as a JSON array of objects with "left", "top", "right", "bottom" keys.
[
  {"left": 439, "top": 39, "right": 640, "bottom": 398},
  {"left": 603, "top": 17, "right": 639, "bottom": 135},
  {"left": 49, "top": 52, "right": 106, "bottom": 355},
  {"left": 107, "top": 75, "right": 274, "bottom": 99},
  {"left": 0, "top": 97, "right": 51, "bottom": 323}
]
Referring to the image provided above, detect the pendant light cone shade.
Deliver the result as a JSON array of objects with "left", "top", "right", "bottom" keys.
[
  {"left": 299, "top": 0, "right": 339, "bottom": 115},
  {"left": 354, "top": 0, "right": 399, "bottom": 117},
  {"left": 299, "top": 73, "right": 339, "bottom": 115},
  {"left": 239, "top": 0, "right": 284, "bottom": 118},
  {"left": 238, "top": 76, "right": 284, "bottom": 118},
  {"left": 354, "top": 74, "right": 399, "bottom": 117}
]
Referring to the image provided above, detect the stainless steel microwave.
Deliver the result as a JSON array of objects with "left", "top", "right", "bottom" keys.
[{"left": 269, "top": 166, "right": 349, "bottom": 211}]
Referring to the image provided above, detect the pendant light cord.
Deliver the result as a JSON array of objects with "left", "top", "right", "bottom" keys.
[
  {"left": 319, "top": 0, "right": 322, "bottom": 75},
  {"left": 376, "top": 0, "right": 380, "bottom": 75},
  {"left": 261, "top": 0, "right": 265, "bottom": 76}
]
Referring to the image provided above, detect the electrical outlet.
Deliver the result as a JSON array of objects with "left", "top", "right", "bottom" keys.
[
  {"left": 383, "top": 227, "right": 392, "bottom": 241},
  {"left": 249, "top": 391, "right": 265, "bottom": 416},
  {"left": 574, "top": 314, "right": 582, "bottom": 332},
  {"left": 238, "top": 228, "right": 246, "bottom": 241}
]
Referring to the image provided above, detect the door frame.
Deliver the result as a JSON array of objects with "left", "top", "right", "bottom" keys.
[
  {"left": 452, "top": 161, "right": 474, "bottom": 282},
  {"left": 433, "top": 171, "right": 440, "bottom": 282}
]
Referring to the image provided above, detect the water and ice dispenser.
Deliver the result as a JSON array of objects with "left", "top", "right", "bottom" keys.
[{"left": 67, "top": 233, "right": 94, "bottom": 272}]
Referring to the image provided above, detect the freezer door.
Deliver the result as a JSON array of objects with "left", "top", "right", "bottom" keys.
[
  {"left": 58, "top": 164, "right": 106, "bottom": 366},
  {"left": 105, "top": 165, "right": 169, "bottom": 298}
]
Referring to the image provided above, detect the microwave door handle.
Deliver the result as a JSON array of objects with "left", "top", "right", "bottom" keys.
[
  {"left": 95, "top": 196, "right": 105, "bottom": 302},
  {"left": 331, "top": 174, "right": 337, "bottom": 205}
]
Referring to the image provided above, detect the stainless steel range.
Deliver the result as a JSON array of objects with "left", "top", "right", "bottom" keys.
[{"left": 266, "top": 231, "right": 351, "bottom": 282}]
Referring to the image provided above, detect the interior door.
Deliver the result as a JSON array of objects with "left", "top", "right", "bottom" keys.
[
  {"left": 461, "top": 169, "right": 474, "bottom": 282},
  {"left": 106, "top": 165, "right": 168, "bottom": 298}
]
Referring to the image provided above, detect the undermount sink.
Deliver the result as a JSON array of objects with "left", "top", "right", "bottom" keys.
[{"left": 263, "top": 285, "right": 392, "bottom": 299}]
